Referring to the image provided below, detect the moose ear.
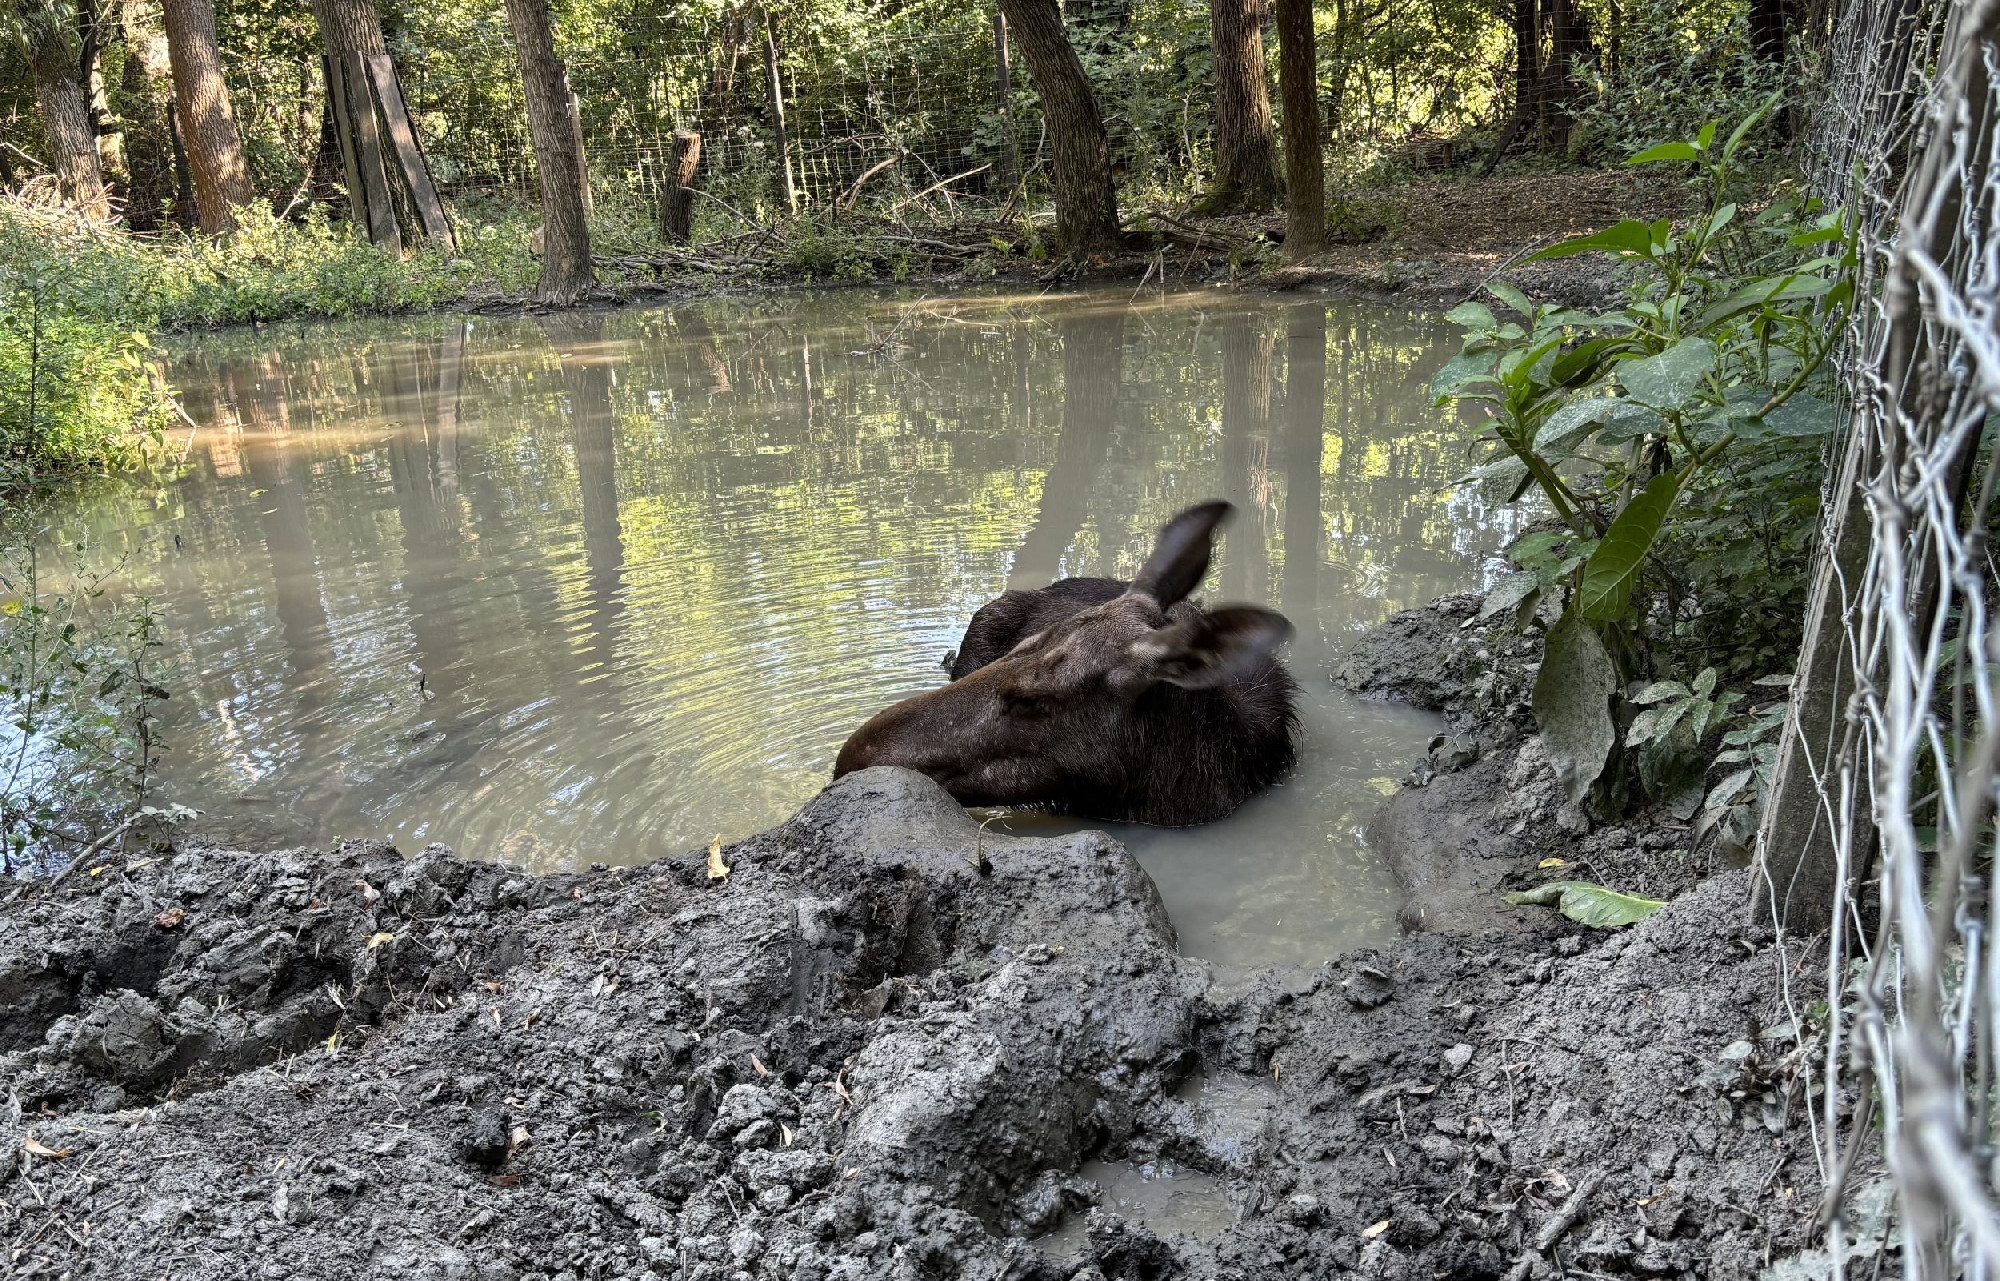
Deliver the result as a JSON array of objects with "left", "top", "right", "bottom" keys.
[
  {"left": 1126, "top": 501, "right": 1233, "bottom": 607},
  {"left": 1126, "top": 606, "right": 1293, "bottom": 691}
]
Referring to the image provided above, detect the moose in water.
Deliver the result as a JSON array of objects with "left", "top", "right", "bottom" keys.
[{"left": 834, "top": 501, "right": 1299, "bottom": 825}]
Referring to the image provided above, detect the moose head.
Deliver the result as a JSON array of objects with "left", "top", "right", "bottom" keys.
[{"left": 833, "top": 501, "right": 1299, "bottom": 825}]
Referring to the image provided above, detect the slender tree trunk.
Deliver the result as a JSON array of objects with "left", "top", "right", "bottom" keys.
[
  {"left": 167, "top": 98, "right": 196, "bottom": 227},
  {"left": 15, "top": 0, "right": 112, "bottom": 219},
  {"left": 78, "top": 0, "right": 128, "bottom": 194},
  {"left": 160, "top": 0, "right": 253, "bottom": 232},
  {"left": 994, "top": 9, "right": 1020, "bottom": 191},
  {"left": 118, "top": 0, "right": 174, "bottom": 229},
  {"left": 996, "top": 0, "right": 1119, "bottom": 252},
  {"left": 1203, "top": 0, "right": 1280, "bottom": 213},
  {"left": 503, "top": 0, "right": 593, "bottom": 304},
  {"left": 1274, "top": 0, "right": 1320, "bottom": 258},
  {"left": 761, "top": 9, "right": 796, "bottom": 214},
  {"left": 1282, "top": 303, "right": 1325, "bottom": 630}
]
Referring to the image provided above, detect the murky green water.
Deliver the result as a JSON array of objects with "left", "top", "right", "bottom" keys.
[{"left": 38, "top": 286, "right": 1510, "bottom": 970}]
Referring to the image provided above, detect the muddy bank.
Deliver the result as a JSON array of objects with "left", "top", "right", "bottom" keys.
[{"left": 2, "top": 603, "right": 1860, "bottom": 1280}]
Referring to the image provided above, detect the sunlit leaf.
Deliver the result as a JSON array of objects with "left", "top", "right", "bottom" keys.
[
  {"left": 1505, "top": 880, "right": 1667, "bottom": 927},
  {"left": 1627, "top": 140, "right": 1699, "bottom": 165},
  {"left": 1618, "top": 337, "right": 1715, "bottom": 408}
]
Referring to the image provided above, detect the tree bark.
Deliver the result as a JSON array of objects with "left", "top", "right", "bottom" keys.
[
  {"left": 996, "top": 0, "right": 1119, "bottom": 253},
  {"left": 658, "top": 128, "right": 701, "bottom": 244},
  {"left": 993, "top": 9, "right": 1020, "bottom": 191},
  {"left": 310, "top": 0, "right": 450, "bottom": 247},
  {"left": 761, "top": 9, "right": 796, "bottom": 214},
  {"left": 15, "top": 0, "right": 111, "bottom": 219},
  {"left": 1273, "top": 0, "right": 1321, "bottom": 258},
  {"left": 1203, "top": 0, "right": 1280, "bottom": 213},
  {"left": 503, "top": 0, "right": 594, "bottom": 304},
  {"left": 78, "top": 0, "right": 127, "bottom": 195},
  {"left": 117, "top": 0, "right": 174, "bottom": 229},
  {"left": 1282, "top": 303, "right": 1325, "bottom": 629},
  {"left": 160, "top": 0, "right": 253, "bottom": 233},
  {"left": 1482, "top": 0, "right": 1542, "bottom": 176}
]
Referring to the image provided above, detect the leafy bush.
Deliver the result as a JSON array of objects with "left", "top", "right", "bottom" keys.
[
  {"left": 1431, "top": 96, "right": 1853, "bottom": 817},
  {"left": 1, "top": 517, "right": 188, "bottom": 872}
]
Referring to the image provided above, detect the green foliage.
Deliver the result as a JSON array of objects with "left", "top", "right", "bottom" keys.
[
  {"left": 1438, "top": 98, "right": 1854, "bottom": 817},
  {"left": 0, "top": 210, "right": 169, "bottom": 485},
  {"left": 1504, "top": 879, "right": 1669, "bottom": 927},
  {"left": 0, "top": 518, "right": 187, "bottom": 870}
]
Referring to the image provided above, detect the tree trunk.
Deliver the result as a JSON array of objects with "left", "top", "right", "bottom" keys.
[
  {"left": 1203, "top": 0, "right": 1280, "bottom": 213},
  {"left": 1482, "top": 0, "right": 1542, "bottom": 176},
  {"left": 78, "top": 0, "right": 128, "bottom": 195},
  {"left": 503, "top": 0, "right": 594, "bottom": 304},
  {"left": 993, "top": 9, "right": 1020, "bottom": 191},
  {"left": 117, "top": 0, "right": 174, "bottom": 230},
  {"left": 1281, "top": 303, "right": 1325, "bottom": 629},
  {"left": 761, "top": 9, "right": 796, "bottom": 214},
  {"left": 160, "top": 0, "right": 253, "bottom": 233},
  {"left": 1749, "top": 0, "right": 1791, "bottom": 61},
  {"left": 996, "top": 0, "right": 1119, "bottom": 253},
  {"left": 658, "top": 128, "right": 701, "bottom": 244},
  {"left": 1273, "top": 0, "right": 1320, "bottom": 258},
  {"left": 15, "top": 0, "right": 111, "bottom": 219},
  {"left": 310, "top": 0, "right": 450, "bottom": 247}
]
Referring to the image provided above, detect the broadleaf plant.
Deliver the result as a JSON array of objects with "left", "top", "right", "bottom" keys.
[{"left": 1438, "top": 94, "right": 1854, "bottom": 817}]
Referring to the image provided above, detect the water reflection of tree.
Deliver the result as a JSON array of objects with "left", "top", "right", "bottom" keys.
[{"left": 1008, "top": 308, "right": 1124, "bottom": 589}]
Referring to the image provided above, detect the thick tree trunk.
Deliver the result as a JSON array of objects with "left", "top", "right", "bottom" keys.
[
  {"left": 160, "top": 0, "right": 253, "bottom": 233},
  {"left": 657, "top": 128, "right": 701, "bottom": 244},
  {"left": 1273, "top": 0, "right": 1321, "bottom": 258},
  {"left": 503, "top": 0, "right": 594, "bottom": 304},
  {"left": 996, "top": 0, "right": 1119, "bottom": 253},
  {"left": 16, "top": 0, "right": 111, "bottom": 219},
  {"left": 1204, "top": 0, "right": 1280, "bottom": 213},
  {"left": 310, "top": 0, "right": 451, "bottom": 247}
]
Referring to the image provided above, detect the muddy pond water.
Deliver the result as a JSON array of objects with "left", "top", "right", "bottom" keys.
[{"left": 43, "top": 286, "right": 1511, "bottom": 973}]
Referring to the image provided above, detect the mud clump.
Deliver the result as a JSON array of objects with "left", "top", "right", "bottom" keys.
[{"left": 1, "top": 607, "right": 1860, "bottom": 1278}]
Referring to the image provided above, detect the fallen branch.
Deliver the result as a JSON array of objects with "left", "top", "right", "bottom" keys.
[
  {"left": 1501, "top": 1168, "right": 1606, "bottom": 1281},
  {"left": 3, "top": 811, "right": 153, "bottom": 908},
  {"left": 841, "top": 151, "right": 906, "bottom": 213},
  {"left": 887, "top": 163, "right": 993, "bottom": 215}
]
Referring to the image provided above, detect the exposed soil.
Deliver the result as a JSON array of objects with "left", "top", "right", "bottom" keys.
[
  {"left": 0, "top": 595, "right": 1869, "bottom": 1280},
  {"left": 483, "top": 170, "right": 1680, "bottom": 318}
]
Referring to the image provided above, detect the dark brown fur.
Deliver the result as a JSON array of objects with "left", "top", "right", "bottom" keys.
[{"left": 834, "top": 502, "right": 1300, "bottom": 825}]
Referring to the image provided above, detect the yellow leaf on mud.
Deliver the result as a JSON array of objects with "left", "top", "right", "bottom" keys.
[
  {"left": 707, "top": 834, "right": 731, "bottom": 881},
  {"left": 88, "top": 866, "right": 108, "bottom": 877},
  {"left": 508, "top": 1126, "right": 530, "bottom": 1157},
  {"left": 23, "top": 1137, "right": 70, "bottom": 1159},
  {"left": 780, "top": 1124, "right": 794, "bottom": 1147},
  {"left": 366, "top": 932, "right": 394, "bottom": 950},
  {"left": 751, "top": 1055, "right": 770, "bottom": 1077},
  {"left": 1538, "top": 857, "right": 1567, "bottom": 869},
  {"left": 1361, "top": 1220, "right": 1389, "bottom": 1239}
]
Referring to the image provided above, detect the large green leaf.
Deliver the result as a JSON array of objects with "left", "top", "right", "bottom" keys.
[
  {"left": 1445, "top": 301, "right": 1498, "bottom": 330},
  {"left": 1525, "top": 219, "right": 1659, "bottom": 262},
  {"left": 1534, "top": 397, "right": 1618, "bottom": 452},
  {"left": 1618, "top": 337, "right": 1715, "bottom": 408},
  {"left": 1533, "top": 610, "right": 1619, "bottom": 803},
  {"left": 1627, "top": 140, "right": 1699, "bottom": 165},
  {"left": 1579, "top": 471, "right": 1684, "bottom": 621},
  {"left": 1430, "top": 346, "right": 1500, "bottom": 401},
  {"left": 1694, "top": 276, "right": 1831, "bottom": 332},
  {"left": 1505, "top": 880, "right": 1668, "bottom": 928},
  {"left": 1478, "top": 570, "right": 1541, "bottom": 622}
]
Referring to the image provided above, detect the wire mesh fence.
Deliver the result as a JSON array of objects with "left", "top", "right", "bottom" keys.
[{"left": 1766, "top": 0, "right": 2000, "bottom": 1271}]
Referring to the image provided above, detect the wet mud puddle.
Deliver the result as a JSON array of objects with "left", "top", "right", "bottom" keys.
[
  {"left": 1037, "top": 1070, "right": 1277, "bottom": 1254},
  {"left": 32, "top": 286, "right": 1511, "bottom": 970}
]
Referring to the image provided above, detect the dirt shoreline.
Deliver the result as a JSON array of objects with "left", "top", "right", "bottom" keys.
[{"left": 0, "top": 595, "right": 1860, "bottom": 1280}]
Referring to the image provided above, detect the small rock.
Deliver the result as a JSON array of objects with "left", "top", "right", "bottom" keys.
[
  {"left": 1429, "top": 736, "right": 1480, "bottom": 773},
  {"left": 1442, "top": 1044, "right": 1474, "bottom": 1077},
  {"left": 1555, "top": 802, "right": 1592, "bottom": 835},
  {"left": 463, "top": 1108, "right": 511, "bottom": 1169},
  {"left": 1341, "top": 966, "right": 1395, "bottom": 1009}
]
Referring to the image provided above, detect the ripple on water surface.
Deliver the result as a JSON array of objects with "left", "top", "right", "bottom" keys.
[{"left": 41, "top": 287, "right": 1513, "bottom": 968}]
